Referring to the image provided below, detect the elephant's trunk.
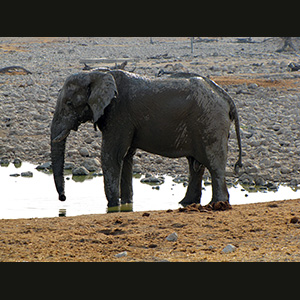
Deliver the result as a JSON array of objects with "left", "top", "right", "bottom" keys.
[{"left": 51, "top": 134, "right": 67, "bottom": 201}]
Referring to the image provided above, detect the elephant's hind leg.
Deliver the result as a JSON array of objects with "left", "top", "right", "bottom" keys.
[{"left": 179, "top": 157, "right": 205, "bottom": 206}]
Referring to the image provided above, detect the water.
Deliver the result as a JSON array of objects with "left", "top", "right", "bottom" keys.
[{"left": 1, "top": 162, "right": 300, "bottom": 219}]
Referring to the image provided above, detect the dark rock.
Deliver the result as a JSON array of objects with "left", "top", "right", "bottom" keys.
[
  {"left": 21, "top": 171, "right": 33, "bottom": 177},
  {"left": 36, "top": 161, "right": 52, "bottom": 170},
  {"left": 290, "top": 216, "right": 299, "bottom": 224}
]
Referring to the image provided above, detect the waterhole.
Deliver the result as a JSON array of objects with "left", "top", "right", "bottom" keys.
[{"left": 1, "top": 162, "right": 300, "bottom": 219}]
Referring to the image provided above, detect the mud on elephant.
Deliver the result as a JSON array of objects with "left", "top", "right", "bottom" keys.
[{"left": 50, "top": 70, "right": 242, "bottom": 207}]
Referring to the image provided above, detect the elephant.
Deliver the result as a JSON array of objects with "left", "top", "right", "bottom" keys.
[{"left": 50, "top": 69, "right": 242, "bottom": 207}]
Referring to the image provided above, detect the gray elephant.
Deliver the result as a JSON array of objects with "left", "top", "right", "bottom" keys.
[{"left": 50, "top": 70, "right": 242, "bottom": 207}]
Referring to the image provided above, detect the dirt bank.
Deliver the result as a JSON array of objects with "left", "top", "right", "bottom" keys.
[{"left": 1, "top": 198, "right": 300, "bottom": 262}]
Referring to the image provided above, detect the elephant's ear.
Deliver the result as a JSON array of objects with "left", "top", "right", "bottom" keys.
[{"left": 87, "top": 72, "right": 118, "bottom": 123}]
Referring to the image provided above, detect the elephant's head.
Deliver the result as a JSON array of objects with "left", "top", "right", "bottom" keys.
[{"left": 50, "top": 71, "right": 118, "bottom": 201}]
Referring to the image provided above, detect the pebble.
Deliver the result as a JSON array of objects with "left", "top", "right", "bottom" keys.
[
  {"left": 221, "top": 244, "right": 236, "bottom": 254},
  {"left": 78, "top": 147, "right": 89, "bottom": 157},
  {"left": 166, "top": 232, "right": 178, "bottom": 242},
  {"left": 140, "top": 176, "right": 164, "bottom": 184},
  {"left": 82, "top": 158, "right": 101, "bottom": 172},
  {"left": 64, "top": 162, "right": 75, "bottom": 170},
  {"left": 21, "top": 171, "right": 33, "bottom": 177},
  {"left": 290, "top": 216, "right": 299, "bottom": 224},
  {"left": 36, "top": 161, "right": 52, "bottom": 170},
  {"left": 72, "top": 166, "right": 89, "bottom": 176},
  {"left": 114, "top": 251, "right": 127, "bottom": 258}
]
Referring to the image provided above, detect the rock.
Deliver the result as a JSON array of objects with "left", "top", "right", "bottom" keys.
[
  {"left": 82, "top": 158, "right": 101, "bottom": 172},
  {"left": 248, "top": 83, "right": 258, "bottom": 89},
  {"left": 133, "top": 164, "right": 142, "bottom": 174},
  {"left": 21, "top": 171, "right": 33, "bottom": 177},
  {"left": 36, "top": 161, "right": 52, "bottom": 170},
  {"left": 290, "top": 217, "right": 299, "bottom": 224},
  {"left": 155, "top": 157, "right": 163, "bottom": 164},
  {"left": 10, "top": 173, "right": 20, "bottom": 177},
  {"left": 72, "top": 166, "right": 89, "bottom": 176},
  {"left": 114, "top": 251, "right": 127, "bottom": 258},
  {"left": 272, "top": 124, "right": 281, "bottom": 131},
  {"left": 85, "top": 137, "right": 94, "bottom": 144},
  {"left": 26, "top": 78, "right": 35, "bottom": 86},
  {"left": 255, "top": 176, "right": 265, "bottom": 186},
  {"left": 280, "top": 166, "right": 291, "bottom": 174},
  {"left": 13, "top": 158, "right": 22, "bottom": 165},
  {"left": 222, "top": 244, "right": 236, "bottom": 254},
  {"left": 140, "top": 176, "right": 164, "bottom": 184},
  {"left": 239, "top": 173, "right": 255, "bottom": 185},
  {"left": 64, "top": 162, "right": 75, "bottom": 170},
  {"left": 166, "top": 232, "right": 178, "bottom": 242},
  {"left": 290, "top": 179, "right": 298, "bottom": 186},
  {"left": 0, "top": 158, "right": 10, "bottom": 165},
  {"left": 78, "top": 147, "right": 89, "bottom": 157}
]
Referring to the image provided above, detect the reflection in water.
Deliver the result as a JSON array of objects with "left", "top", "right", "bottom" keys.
[
  {"left": 1, "top": 162, "right": 300, "bottom": 219},
  {"left": 107, "top": 203, "right": 133, "bottom": 213},
  {"left": 59, "top": 208, "right": 67, "bottom": 217}
]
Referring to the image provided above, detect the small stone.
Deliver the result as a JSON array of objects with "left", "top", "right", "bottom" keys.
[
  {"left": 10, "top": 173, "right": 20, "bottom": 177},
  {"left": 290, "top": 217, "right": 299, "bottom": 224},
  {"left": 133, "top": 164, "right": 142, "bottom": 174},
  {"left": 290, "top": 179, "right": 298, "bottom": 186},
  {"left": 72, "top": 166, "right": 89, "bottom": 176},
  {"left": 142, "top": 212, "right": 150, "bottom": 217},
  {"left": 36, "top": 161, "right": 52, "bottom": 170},
  {"left": 255, "top": 176, "right": 265, "bottom": 186},
  {"left": 64, "top": 162, "right": 75, "bottom": 170},
  {"left": 221, "top": 244, "right": 236, "bottom": 254},
  {"left": 21, "top": 171, "right": 33, "bottom": 177},
  {"left": 280, "top": 166, "right": 291, "bottom": 174},
  {"left": 13, "top": 158, "right": 22, "bottom": 165},
  {"left": 166, "top": 232, "right": 178, "bottom": 242},
  {"left": 26, "top": 78, "right": 34, "bottom": 86},
  {"left": 78, "top": 147, "right": 89, "bottom": 157},
  {"left": 82, "top": 158, "right": 101, "bottom": 172},
  {"left": 248, "top": 83, "right": 258, "bottom": 89},
  {"left": 140, "top": 176, "right": 164, "bottom": 184},
  {"left": 114, "top": 251, "right": 127, "bottom": 258},
  {"left": 155, "top": 157, "right": 163, "bottom": 164}
]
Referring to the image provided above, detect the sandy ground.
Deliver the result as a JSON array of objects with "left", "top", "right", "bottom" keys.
[{"left": 1, "top": 199, "right": 300, "bottom": 262}]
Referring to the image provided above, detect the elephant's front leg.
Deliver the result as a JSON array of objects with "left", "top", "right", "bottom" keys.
[
  {"left": 179, "top": 157, "right": 205, "bottom": 206},
  {"left": 101, "top": 148, "right": 123, "bottom": 207},
  {"left": 121, "top": 147, "right": 136, "bottom": 204}
]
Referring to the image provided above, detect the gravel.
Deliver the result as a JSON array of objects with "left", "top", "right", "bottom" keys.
[{"left": 1, "top": 37, "right": 300, "bottom": 188}]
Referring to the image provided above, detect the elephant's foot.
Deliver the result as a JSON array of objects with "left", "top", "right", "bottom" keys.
[
  {"left": 179, "top": 196, "right": 200, "bottom": 207},
  {"left": 207, "top": 200, "right": 232, "bottom": 211},
  {"left": 120, "top": 198, "right": 133, "bottom": 205},
  {"left": 107, "top": 198, "right": 120, "bottom": 208}
]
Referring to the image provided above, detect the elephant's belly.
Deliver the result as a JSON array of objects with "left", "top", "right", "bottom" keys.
[{"left": 133, "top": 130, "right": 194, "bottom": 159}]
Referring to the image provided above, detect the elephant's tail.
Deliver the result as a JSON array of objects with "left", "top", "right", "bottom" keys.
[{"left": 230, "top": 104, "right": 243, "bottom": 173}]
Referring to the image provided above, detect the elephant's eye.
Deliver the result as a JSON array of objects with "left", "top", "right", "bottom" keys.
[{"left": 66, "top": 101, "right": 73, "bottom": 107}]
